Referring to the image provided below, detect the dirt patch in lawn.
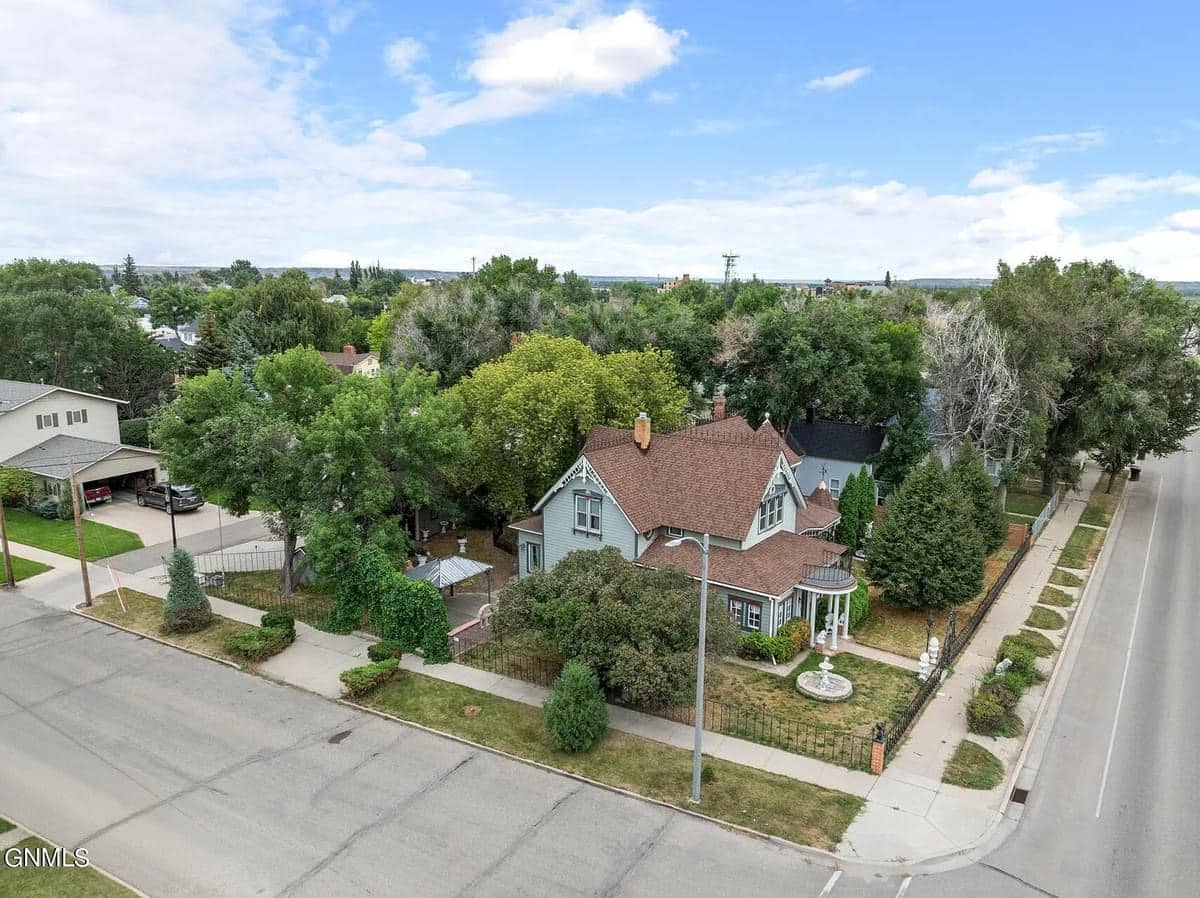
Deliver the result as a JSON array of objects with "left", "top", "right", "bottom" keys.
[{"left": 81, "top": 589, "right": 258, "bottom": 664}]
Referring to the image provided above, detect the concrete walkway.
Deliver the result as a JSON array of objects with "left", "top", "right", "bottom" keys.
[{"left": 838, "top": 464, "right": 1103, "bottom": 863}]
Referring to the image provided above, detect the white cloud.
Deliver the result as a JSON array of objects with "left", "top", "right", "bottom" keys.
[
  {"left": 992, "top": 128, "right": 1107, "bottom": 158},
  {"left": 1, "top": 2, "right": 1198, "bottom": 281},
  {"left": 385, "top": 36, "right": 426, "bottom": 76},
  {"left": 805, "top": 66, "right": 871, "bottom": 91},
  {"left": 647, "top": 89, "right": 677, "bottom": 104},
  {"left": 669, "top": 119, "right": 741, "bottom": 137},
  {"left": 401, "top": 6, "right": 684, "bottom": 136}
]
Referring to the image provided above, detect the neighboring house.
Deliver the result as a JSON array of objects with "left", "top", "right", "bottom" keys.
[
  {"left": 922, "top": 388, "right": 1003, "bottom": 481},
  {"left": 0, "top": 379, "right": 162, "bottom": 497},
  {"left": 509, "top": 404, "right": 856, "bottom": 641},
  {"left": 136, "top": 315, "right": 199, "bottom": 350},
  {"left": 786, "top": 409, "right": 886, "bottom": 503},
  {"left": 318, "top": 345, "right": 381, "bottom": 377}
]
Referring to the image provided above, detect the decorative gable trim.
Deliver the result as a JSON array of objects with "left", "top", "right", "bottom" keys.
[
  {"left": 761, "top": 452, "right": 806, "bottom": 509},
  {"left": 531, "top": 453, "right": 640, "bottom": 535}
]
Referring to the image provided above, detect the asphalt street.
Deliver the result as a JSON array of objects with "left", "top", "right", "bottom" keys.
[{"left": 0, "top": 447, "right": 1193, "bottom": 897}]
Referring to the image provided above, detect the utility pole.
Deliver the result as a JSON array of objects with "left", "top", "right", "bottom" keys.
[
  {"left": 722, "top": 252, "right": 739, "bottom": 287},
  {"left": 67, "top": 465, "right": 93, "bottom": 607},
  {"left": 0, "top": 498, "right": 15, "bottom": 588},
  {"left": 166, "top": 480, "right": 178, "bottom": 549}
]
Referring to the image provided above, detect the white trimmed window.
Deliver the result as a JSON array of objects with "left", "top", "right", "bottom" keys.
[
  {"left": 574, "top": 494, "right": 602, "bottom": 536},
  {"left": 776, "top": 596, "right": 792, "bottom": 629},
  {"left": 746, "top": 603, "right": 762, "bottom": 631},
  {"left": 666, "top": 526, "right": 684, "bottom": 537},
  {"left": 729, "top": 597, "right": 762, "bottom": 632},
  {"left": 35, "top": 413, "right": 60, "bottom": 430},
  {"left": 66, "top": 409, "right": 88, "bottom": 425},
  {"left": 829, "top": 477, "right": 841, "bottom": 498},
  {"left": 526, "top": 542, "right": 541, "bottom": 572},
  {"left": 758, "top": 488, "right": 784, "bottom": 532}
]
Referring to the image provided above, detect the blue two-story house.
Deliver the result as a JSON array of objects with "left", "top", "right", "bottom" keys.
[{"left": 509, "top": 408, "right": 858, "bottom": 643}]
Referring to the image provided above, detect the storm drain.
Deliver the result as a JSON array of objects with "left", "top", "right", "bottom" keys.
[
  {"left": 328, "top": 730, "right": 353, "bottom": 744},
  {"left": 1010, "top": 787, "right": 1030, "bottom": 805}
]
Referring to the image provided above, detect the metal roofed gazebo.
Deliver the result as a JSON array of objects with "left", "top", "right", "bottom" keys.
[{"left": 406, "top": 555, "right": 493, "bottom": 599}]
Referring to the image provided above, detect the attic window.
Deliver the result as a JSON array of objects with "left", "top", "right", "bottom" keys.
[
  {"left": 666, "top": 526, "right": 684, "bottom": 538},
  {"left": 758, "top": 493, "right": 784, "bottom": 532}
]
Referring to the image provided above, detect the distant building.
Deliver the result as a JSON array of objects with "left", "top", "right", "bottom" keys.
[
  {"left": 657, "top": 274, "right": 691, "bottom": 293},
  {"left": 318, "top": 345, "right": 381, "bottom": 377},
  {"left": 136, "top": 315, "right": 199, "bottom": 350}
]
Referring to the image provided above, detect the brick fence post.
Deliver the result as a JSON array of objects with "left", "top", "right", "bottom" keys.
[{"left": 870, "top": 722, "right": 886, "bottom": 774}]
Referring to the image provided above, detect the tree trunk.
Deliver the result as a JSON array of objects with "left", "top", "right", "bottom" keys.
[
  {"left": 280, "top": 529, "right": 297, "bottom": 595},
  {"left": 1106, "top": 468, "right": 1117, "bottom": 493},
  {"left": 998, "top": 432, "right": 1015, "bottom": 508},
  {"left": 1041, "top": 458, "right": 1055, "bottom": 496}
]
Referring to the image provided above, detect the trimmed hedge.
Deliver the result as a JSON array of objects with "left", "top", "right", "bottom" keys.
[
  {"left": 737, "top": 632, "right": 798, "bottom": 663},
  {"left": 543, "top": 661, "right": 609, "bottom": 753},
  {"left": 340, "top": 658, "right": 400, "bottom": 697},
  {"left": 847, "top": 582, "right": 870, "bottom": 629},
  {"left": 778, "top": 617, "right": 810, "bottom": 656},
  {"left": 368, "top": 639, "right": 404, "bottom": 662},
  {"left": 261, "top": 611, "right": 296, "bottom": 638},
  {"left": 225, "top": 626, "right": 293, "bottom": 661}
]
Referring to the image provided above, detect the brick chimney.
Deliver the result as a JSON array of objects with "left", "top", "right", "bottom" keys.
[
  {"left": 342, "top": 344, "right": 355, "bottom": 354},
  {"left": 633, "top": 411, "right": 651, "bottom": 450},
  {"left": 712, "top": 395, "right": 727, "bottom": 421}
]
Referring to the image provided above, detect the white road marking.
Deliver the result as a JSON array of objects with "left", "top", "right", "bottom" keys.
[
  {"left": 1094, "top": 475, "right": 1162, "bottom": 818},
  {"left": 894, "top": 875, "right": 912, "bottom": 897},
  {"left": 817, "top": 870, "right": 842, "bottom": 896}
]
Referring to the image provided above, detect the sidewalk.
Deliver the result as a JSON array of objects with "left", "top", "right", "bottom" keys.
[{"left": 838, "top": 465, "right": 1101, "bottom": 863}]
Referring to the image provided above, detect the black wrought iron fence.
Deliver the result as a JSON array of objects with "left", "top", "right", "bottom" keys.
[
  {"left": 459, "top": 638, "right": 563, "bottom": 686},
  {"left": 880, "top": 531, "right": 1031, "bottom": 759}
]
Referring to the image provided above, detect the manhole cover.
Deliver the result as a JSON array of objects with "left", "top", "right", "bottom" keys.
[
  {"left": 328, "top": 730, "right": 353, "bottom": 744},
  {"left": 1010, "top": 787, "right": 1030, "bottom": 805}
]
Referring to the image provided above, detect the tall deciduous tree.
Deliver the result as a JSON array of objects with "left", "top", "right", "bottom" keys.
[
  {"left": 148, "top": 284, "right": 202, "bottom": 334},
  {"left": 224, "top": 259, "right": 261, "bottom": 289},
  {"left": 866, "top": 458, "right": 984, "bottom": 610},
  {"left": 455, "top": 334, "right": 688, "bottom": 520},
  {"left": 233, "top": 270, "right": 346, "bottom": 353}
]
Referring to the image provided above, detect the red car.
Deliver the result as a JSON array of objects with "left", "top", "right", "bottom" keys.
[{"left": 84, "top": 485, "right": 112, "bottom": 506}]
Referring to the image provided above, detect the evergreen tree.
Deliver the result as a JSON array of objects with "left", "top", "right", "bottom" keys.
[
  {"left": 856, "top": 463, "right": 877, "bottom": 544},
  {"left": 884, "top": 270, "right": 892, "bottom": 288},
  {"left": 871, "top": 410, "right": 932, "bottom": 488},
  {"left": 866, "top": 457, "right": 985, "bottom": 610},
  {"left": 349, "top": 259, "right": 362, "bottom": 290},
  {"left": 836, "top": 472, "right": 862, "bottom": 550},
  {"left": 949, "top": 446, "right": 1007, "bottom": 553},
  {"left": 185, "top": 309, "right": 233, "bottom": 377},
  {"left": 163, "top": 548, "right": 213, "bottom": 632},
  {"left": 543, "top": 661, "right": 609, "bottom": 752},
  {"left": 120, "top": 253, "right": 142, "bottom": 296}
]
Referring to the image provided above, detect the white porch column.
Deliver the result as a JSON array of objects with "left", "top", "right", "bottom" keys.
[
  {"left": 830, "top": 593, "right": 841, "bottom": 650},
  {"left": 808, "top": 591, "right": 817, "bottom": 647},
  {"left": 843, "top": 596, "right": 851, "bottom": 641}
]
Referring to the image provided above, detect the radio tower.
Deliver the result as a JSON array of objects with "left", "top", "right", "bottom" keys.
[{"left": 722, "top": 252, "right": 739, "bottom": 286}]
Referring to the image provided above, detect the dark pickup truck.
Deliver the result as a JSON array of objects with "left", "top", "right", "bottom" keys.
[{"left": 135, "top": 483, "right": 205, "bottom": 513}]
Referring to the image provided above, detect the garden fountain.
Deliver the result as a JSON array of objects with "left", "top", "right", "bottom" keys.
[{"left": 796, "top": 650, "right": 853, "bottom": 702}]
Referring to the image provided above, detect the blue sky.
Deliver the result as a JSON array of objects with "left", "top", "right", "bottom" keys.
[{"left": 2, "top": 1, "right": 1198, "bottom": 278}]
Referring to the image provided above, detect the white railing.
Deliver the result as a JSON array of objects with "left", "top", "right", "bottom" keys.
[{"left": 1030, "top": 487, "right": 1063, "bottom": 539}]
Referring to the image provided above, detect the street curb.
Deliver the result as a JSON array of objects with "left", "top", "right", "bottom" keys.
[
  {"left": 0, "top": 815, "right": 153, "bottom": 898},
  {"left": 887, "top": 472, "right": 1134, "bottom": 874},
  {"left": 71, "top": 605, "right": 244, "bottom": 672},
  {"left": 341, "top": 698, "right": 853, "bottom": 868}
]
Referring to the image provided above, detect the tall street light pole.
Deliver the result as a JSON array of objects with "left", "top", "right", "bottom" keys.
[{"left": 666, "top": 531, "right": 711, "bottom": 804}]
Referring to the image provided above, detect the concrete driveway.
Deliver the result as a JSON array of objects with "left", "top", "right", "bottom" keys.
[{"left": 86, "top": 491, "right": 261, "bottom": 546}]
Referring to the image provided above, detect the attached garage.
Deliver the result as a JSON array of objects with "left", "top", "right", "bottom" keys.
[{"left": 2, "top": 433, "right": 162, "bottom": 498}]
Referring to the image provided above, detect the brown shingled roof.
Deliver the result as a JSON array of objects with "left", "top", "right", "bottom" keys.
[
  {"left": 578, "top": 416, "right": 797, "bottom": 541},
  {"left": 318, "top": 349, "right": 378, "bottom": 374},
  {"left": 637, "top": 530, "right": 847, "bottom": 597},
  {"left": 796, "top": 504, "right": 840, "bottom": 534},
  {"left": 807, "top": 482, "right": 836, "bottom": 509}
]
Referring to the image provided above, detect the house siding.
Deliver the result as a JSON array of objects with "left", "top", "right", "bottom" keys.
[
  {"left": 742, "top": 471, "right": 799, "bottom": 549},
  {"left": 0, "top": 393, "right": 122, "bottom": 462},
  {"left": 792, "top": 457, "right": 877, "bottom": 503},
  {"left": 515, "top": 532, "right": 544, "bottom": 577},
  {"left": 539, "top": 474, "right": 638, "bottom": 571}
]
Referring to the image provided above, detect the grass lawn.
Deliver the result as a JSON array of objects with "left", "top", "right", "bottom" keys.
[
  {"left": 1038, "top": 586, "right": 1073, "bottom": 607},
  {"left": 1049, "top": 568, "right": 1083, "bottom": 587},
  {"left": 942, "top": 739, "right": 1004, "bottom": 790},
  {"left": 1025, "top": 606, "right": 1066, "bottom": 630},
  {"left": 2, "top": 508, "right": 142, "bottom": 560},
  {"left": 1005, "top": 512, "right": 1033, "bottom": 528},
  {"left": 0, "top": 837, "right": 134, "bottom": 897},
  {"left": 1001, "top": 630, "right": 1056, "bottom": 658},
  {"left": 210, "top": 571, "right": 336, "bottom": 631},
  {"left": 360, "top": 670, "right": 863, "bottom": 850},
  {"left": 3, "top": 555, "right": 52, "bottom": 582},
  {"left": 1005, "top": 487, "right": 1048, "bottom": 518},
  {"left": 1079, "top": 472, "right": 1126, "bottom": 527},
  {"left": 853, "top": 544, "right": 1018, "bottom": 659},
  {"left": 705, "top": 655, "right": 918, "bottom": 737},
  {"left": 1057, "top": 525, "right": 1097, "bottom": 569},
  {"left": 82, "top": 589, "right": 259, "bottom": 664}
]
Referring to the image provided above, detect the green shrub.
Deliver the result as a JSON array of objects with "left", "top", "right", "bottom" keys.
[
  {"left": 56, "top": 492, "right": 74, "bottom": 520},
  {"left": 368, "top": 639, "right": 404, "bottom": 662},
  {"left": 163, "top": 548, "right": 212, "bottom": 633},
  {"left": 340, "top": 658, "right": 400, "bottom": 697},
  {"left": 847, "top": 582, "right": 870, "bottom": 629},
  {"left": 966, "top": 692, "right": 1006, "bottom": 735},
  {"left": 119, "top": 417, "right": 150, "bottom": 447},
  {"left": 543, "top": 661, "right": 609, "bottom": 753},
  {"left": 997, "top": 668, "right": 1029, "bottom": 696},
  {"left": 981, "top": 679, "right": 1018, "bottom": 710},
  {"left": 778, "top": 617, "right": 810, "bottom": 655},
  {"left": 995, "top": 640, "right": 1039, "bottom": 681},
  {"left": 260, "top": 611, "right": 296, "bottom": 638},
  {"left": 700, "top": 763, "right": 715, "bottom": 784},
  {"left": 0, "top": 467, "right": 37, "bottom": 507},
  {"left": 737, "top": 632, "right": 797, "bottom": 663},
  {"left": 225, "top": 626, "right": 293, "bottom": 661}
]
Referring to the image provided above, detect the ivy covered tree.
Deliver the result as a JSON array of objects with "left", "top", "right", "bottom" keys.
[
  {"left": 866, "top": 457, "right": 984, "bottom": 610},
  {"left": 949, "top": 446, "right": 1007, "bottom": 553}
]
